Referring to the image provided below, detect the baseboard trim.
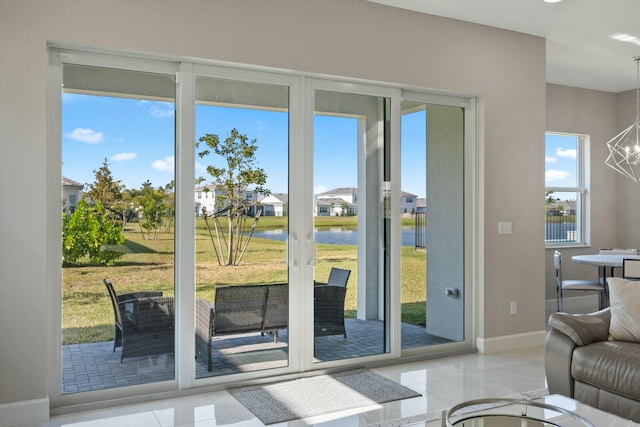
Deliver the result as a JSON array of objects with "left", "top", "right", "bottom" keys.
[
  {"left": 477, "top": 330, "right": 547, "bottom": 354},
  {"left": 545, "top": 294, "right": 600, "bottom": 313},
  {"left": 0, "top": 397, "right": 49, "bottom": 427}
]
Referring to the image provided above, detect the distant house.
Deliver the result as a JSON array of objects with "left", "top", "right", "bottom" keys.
[
  {"left": 62, "top": 177, "right": 83, "bottom": 213},
  {"left": 314, "top": 197, "right": 356, "bottom": 216},
  {"left": 195, "top": 185, "right": 287, "bottom": 217},
  {"left": 547, "top": 199, "right": 576, "bottom": 216},
  {"left": 416, "top": 198, "right": 426, "bottom": 214},
  {"left": 259, "top": 193, "right": 288, "bottom": 216},
  {"left": 315, "top": 198, "right": 332, "bottom": 216},
  {"left": 314, "top": 187, "right": 420, "bottom": 216},
  {"left": 401, "top": 191, "right": 418, "bottom": 215},
  {"left": 195, "top": 184, "right": 219, "bottom": 216},
  {"left": 316, "top": 187, "right": 358, "bottom": 204},
  {"left": 196, "top": 185, "right": 420, "bottom": 217},
  {"left": 315, "top": 187, "right": 358, "bottom": 216}
]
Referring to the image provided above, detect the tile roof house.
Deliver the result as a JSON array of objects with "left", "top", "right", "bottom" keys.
[{"left": 62, "top": 177, "right": 83, "bottom": 213}]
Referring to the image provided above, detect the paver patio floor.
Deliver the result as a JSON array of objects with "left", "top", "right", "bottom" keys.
[{"left": 62, "top": 319, "right": 452, "bottom": 393}]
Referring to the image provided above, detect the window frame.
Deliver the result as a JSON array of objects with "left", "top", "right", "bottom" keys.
[
  {"left": 545, "top": 132, "right": 590, "bottom": 247},
  {"left": 48, "top": 46, "right": 479, "bottom": 407}
]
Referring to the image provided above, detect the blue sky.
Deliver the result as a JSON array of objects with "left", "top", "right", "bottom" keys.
[
  {"left": 62, "top": 93, "right": 427, "bottom": 197},
  {"left": 62, "top": 94, "right": 176, "bottom": 190},
  {"left": 545, "top": 133, "right": 578, "bottom": 188},
  {"left": 401, "top": 110, "right": 427, "bottom": 197},
  {"left": 545, "top": 133, "right": 579, "bottom": 205}
]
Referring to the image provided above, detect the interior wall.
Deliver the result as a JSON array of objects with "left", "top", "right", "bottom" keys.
[
  {"left": 544, "top": 84, "right": 618, "bottom": 302},
  {"left": 0, "top": 0, "right": 545, "bottom": 416},
  {"left": 613, "top": 90, "right": 640, "bottom": 249}
]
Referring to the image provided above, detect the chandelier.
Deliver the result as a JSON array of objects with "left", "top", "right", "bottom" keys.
[{"left": 605, "top": 56, "right": 640, "bottom": 182}]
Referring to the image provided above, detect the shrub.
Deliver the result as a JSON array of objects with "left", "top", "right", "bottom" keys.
[{"left": 62, "top": 199, "right": 126, "bottom": 265}]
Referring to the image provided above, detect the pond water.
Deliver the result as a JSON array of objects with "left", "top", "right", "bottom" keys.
[{"left": 251, "top": 227, "right": 419, "bottom": 246}]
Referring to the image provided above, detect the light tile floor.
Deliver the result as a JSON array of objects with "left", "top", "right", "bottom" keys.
[{"left": 22, "top": 345, "right": 547, "bottom": 427}]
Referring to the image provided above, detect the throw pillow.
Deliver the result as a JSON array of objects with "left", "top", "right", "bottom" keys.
[{"left": 607, "top": 277, "right": 640, "bottom": 342}]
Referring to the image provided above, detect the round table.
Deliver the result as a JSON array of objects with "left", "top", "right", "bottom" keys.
[
  {"left": 571, "top": 254, "right": 640, "bottom": 308},
  {"left": 571, "top": 254, "right": 640, "bottom": 269},
  {"left": 572, "top": 254, "right": 640, "bottom": 283}
]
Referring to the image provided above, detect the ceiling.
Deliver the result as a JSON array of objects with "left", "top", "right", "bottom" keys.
[{"left": 366, "top": 0, "right": 640, "bottom": 93}]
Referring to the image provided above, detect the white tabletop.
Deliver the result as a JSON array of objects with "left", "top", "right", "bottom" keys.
[{"left": 572, "top": 254, "right": 640, "bottom": 268}]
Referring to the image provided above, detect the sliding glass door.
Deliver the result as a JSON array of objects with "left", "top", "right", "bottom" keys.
[
  {"left": 61, "top": 63, "right": 176, "bottom": 393},
  {"left": 51, "top": 49, "right": 476, "bottom": 404},
  {"left": 194, "top": 75, "right": 291, "bottom": 378},
  {"left": 400, "top": 94, "right": 469, "bottom": 352},
  {"left": 311, "top": 85, "right": 392, "bottom": 363}
]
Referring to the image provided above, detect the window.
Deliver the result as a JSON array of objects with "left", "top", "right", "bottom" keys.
[
  {"left": 61, "top": 63, "right": 176, "bottom": 394},
  {"left": 545, "top": 132, "right": 588, "bottom": 245}
]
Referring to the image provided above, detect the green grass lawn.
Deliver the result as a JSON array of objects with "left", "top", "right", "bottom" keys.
[{"left": 62, "top": 216, "right": 426, "bottom": 344}]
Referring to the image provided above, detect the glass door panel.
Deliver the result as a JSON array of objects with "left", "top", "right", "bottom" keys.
[
  {"left": 400, "top": 101, "right": 465, "bottom": 350},
  {"left": 313, "top": 90, "right": 390, "bottom": 362},
  {"left": 61, "top": 64, "right": 176, "bottom": 393},
  {"left": 194, "top": 77, "right": 290, "bottom": 378}
]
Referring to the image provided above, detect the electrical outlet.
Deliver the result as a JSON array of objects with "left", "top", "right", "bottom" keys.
[
  {"left": 498, "top": 221, "right": 513, "bottom": 235},
  {"left": 510, "top": 301, "right": 517, "bottom": 315}
]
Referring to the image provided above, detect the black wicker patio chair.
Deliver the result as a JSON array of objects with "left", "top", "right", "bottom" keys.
[
  {"left": 103, "top": 279, "right": 174, "bottom": 362},
  {"left": 314, "top": 284, "right": 347, "bottom": 338}
]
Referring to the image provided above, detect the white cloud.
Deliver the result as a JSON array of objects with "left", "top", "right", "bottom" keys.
[
  {"left": 111, "top": 152, "right": 136, "bottom": 161},
  {"left": 66, "top": 128, "right": 104, "bottom": 144},
  {"left": 556, "top": 147, "right": 576, "bottom": 158},
  {"left": 546, "top": 169, "right": 570, "bottom": 182},
  {"left": 545, "top": 156, "right": 557, "bottom": 163},
  {"left": 149, "top": 103, "right": 174, "bottom": 118},
  {"left": 152, "top": 156, "right": 175, "bottom": 172}
]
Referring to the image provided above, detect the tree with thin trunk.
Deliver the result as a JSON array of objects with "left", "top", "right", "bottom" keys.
[
  {"left": 196, "top": 128, "right": 269, "bottom": 266},
  {"left": 85, "top": 158, "right": 123, "bottom": 218},
  {"left": 135, "top": 180, "right": 170, "bottom": 240}
]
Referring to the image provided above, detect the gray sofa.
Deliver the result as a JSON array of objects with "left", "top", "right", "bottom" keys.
[{"left": 545, "top": 308, "right": 640, "bottom": 422}]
